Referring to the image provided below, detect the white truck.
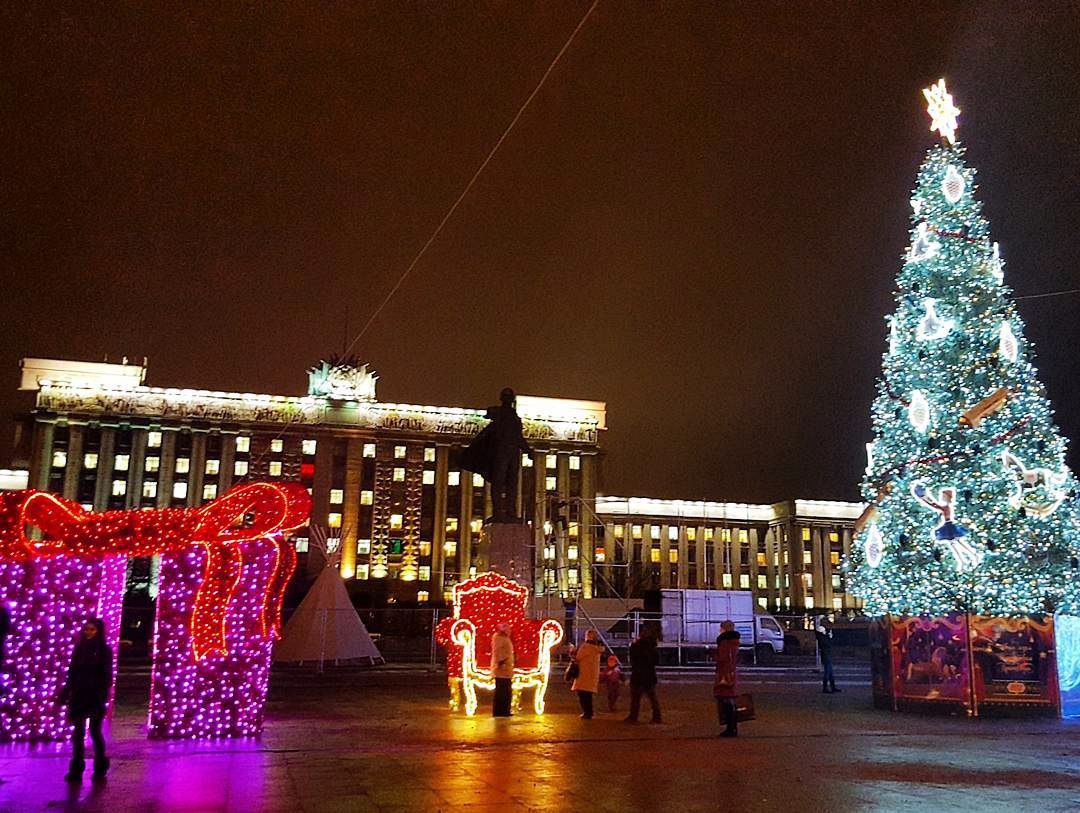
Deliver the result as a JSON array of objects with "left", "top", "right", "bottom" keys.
[{"left": 658, "top": 589, "right": 786, "bottom": 663}]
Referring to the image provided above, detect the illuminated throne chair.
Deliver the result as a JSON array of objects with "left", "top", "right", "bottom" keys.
[{"left": 437, "top": 571, "right": 562, "bottom": 716}]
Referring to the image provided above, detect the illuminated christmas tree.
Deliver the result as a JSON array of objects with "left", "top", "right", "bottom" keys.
[{"left": 849, "top": 80, "right": 1080, "bottom": 617}]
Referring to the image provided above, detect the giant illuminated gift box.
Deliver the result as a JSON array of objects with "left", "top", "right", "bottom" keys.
[
  {"left": 435, "top": 571, "right": 563, "bottom": 716},
  {"left": 0, "top": 482, "right": 310, "bottom": 741}
]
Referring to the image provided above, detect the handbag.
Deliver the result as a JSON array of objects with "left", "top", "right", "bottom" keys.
[
  {"left": 564, "top": 661, "right": 580, "bottom": 683},
  {"left": 735, "top": 692, "right": 756, "bottom": 722}
]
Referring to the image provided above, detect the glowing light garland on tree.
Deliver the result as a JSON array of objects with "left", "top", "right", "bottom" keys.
[
  {"left": 435, "top": 571, "right": 562, "bottom": 716},
  {"left": 848, "top": 79, "right": 1080, "bottom": 618},
  {"left": 0, "top": 482, "right": 309, "bottom": 741}
]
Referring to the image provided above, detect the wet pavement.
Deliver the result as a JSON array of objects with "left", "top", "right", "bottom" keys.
[{"left": 2, "top": 664, "right": 1080, "bottom": 812}]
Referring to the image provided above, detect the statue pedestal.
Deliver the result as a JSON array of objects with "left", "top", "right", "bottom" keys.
[{"left": 479, "top": 524, "right": 533, "bottom": 586}]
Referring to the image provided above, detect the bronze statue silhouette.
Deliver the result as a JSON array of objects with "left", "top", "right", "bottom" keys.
[{"left": 461, "top": 388, "right": 531, "bottom": 523}]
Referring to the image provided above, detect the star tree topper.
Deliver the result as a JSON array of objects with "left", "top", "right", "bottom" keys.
[{"left": 923, "top": 78, "right": 960, "bottom": 144}]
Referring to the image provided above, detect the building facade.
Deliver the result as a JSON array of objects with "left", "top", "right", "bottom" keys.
[{"left": 13, "top": 358, "right": 605, "bottom": 603}]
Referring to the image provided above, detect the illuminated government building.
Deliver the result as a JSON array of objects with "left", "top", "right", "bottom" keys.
[{"left": 8, "top": 357, "right": 861, "bottom": 612}]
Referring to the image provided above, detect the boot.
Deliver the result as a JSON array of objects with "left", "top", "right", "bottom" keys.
[
  {"left": 92, "top": 756, "right": 110, "bottom": 780},
  {"left": 64, "top": 758, "right": 85, "bottom": 782}
]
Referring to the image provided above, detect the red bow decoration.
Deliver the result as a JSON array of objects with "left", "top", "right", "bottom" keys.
[{"left": 0, "top": 482, "right": 311, "bottom": 660}]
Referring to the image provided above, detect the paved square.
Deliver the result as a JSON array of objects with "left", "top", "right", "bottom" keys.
[{"left": 2, "top": 665, "right": 1080, "bottom": 812}]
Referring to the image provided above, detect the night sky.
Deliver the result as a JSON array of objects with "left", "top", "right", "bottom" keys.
[{"left": 3, "top": 3, "right": 1079, "bottom": 503}]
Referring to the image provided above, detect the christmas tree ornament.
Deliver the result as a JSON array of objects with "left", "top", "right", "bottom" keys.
[
  {"left": 958, "top": 387, "right": 1011, "bottom": 429},
  {"left": 989, "top": 242, "right": 1004, "bottom": 283},
  {"left": 1002, "top": 451, "right": 1068, "bottom": 519},
  {"left": 909, "top": 222, "right": 940, "bottom": 263},
  {"left": 999, "top": 321, "right": 1018, "bottom": 362},
  {"left": 916, "top": 298, "right": 955, "bottom": 341},
  {"left": 941, "top": 165, "right": 965, "bottom": 203},
  {"left": 912, "top": 483, "right": 983, "bottom": 571},
  {"left": 864, "top": 524, "right": 885, "bottom": 568},
  {"left": 923, "top": 78, "right": 961, "bottom": 144},
  {"left": 909, "top": 389, "right": 931, "bottom": 433}
]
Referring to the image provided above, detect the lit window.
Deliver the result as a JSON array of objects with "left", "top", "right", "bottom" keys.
[
  {"left": 444, "top": 540, "right": 457, "bottom": 555},
  {"left": 203, "top": 483, "right": 217, "bottom": 500},
  {"left": 294, "top": 537, "right": 309, "bottom": 553},
  {"left": 632, "top": 525, "right": 643, "bottom": 539},
  {"left": 175, "top": 457, "right": 190, "bottom": 474},
  {"left": 422, "top": 470, "right": 435, "bottom": 485},
  {"left": 650, "top": 525, "right": 661, "bottom": 540},
  {"left": 758, "top": 597, "right": 769, "bottom": 609},
  {"left": 390, "top": 513, "right": 403, "bottom": 530},
  {"left": 650, "top": 548, "right": 661, "bottom": 563},
  {"left": 686, "top": 527, "right": 696, "bottom": 541},
  {"left": 568, "top": 546, "right": 579, "bottom": 561},
  {"left": 522, "top": 454, "right": 533, "bottom": 467},
  {"left": 757, "top": 552, "right": 767, "bottom": 567},
  {"left": 419, "top": 541, "right": 431, "bottom": 557},
  {"left": 394, "top": 445, "right": 407, "bottom": 459},
  {"left": 142, "top": 481, "right": 157, "bottom": 499},
  {"left": 448, "top": 471, "right": 460, "bottom": 486},
  {"left": 363, "top": 443, "right": 376, "bottom": 458},
  {"left": 356, "top": 564, "right": 370, "bottom": 580},
  {"left": 269, "top": 461, "right": 283, "bottom": 477},
  {"left": 572, "top": 456, "right": 585, "bottom": 472},
  {"left": 357, "top": 539, "right": 371, "bottom": 554},
  {"left": 758, "top": 574, "right": 768, "bottom": 588},
  {"left": 545, "top": 476, "right": 556, "bottom": 491},
  {"left": 302, "top": 439, "right": 317, "bottom": 455},
  {"left": 469, "top": 566, "right": 477, "bottom": 578},
  {"left": 271, "top": 439, "right": 283, "bottom": 453},
  {"left": 704, "top": 528, "right": 714, "bottom": 541},
  {"left": 832, "top": 597, "right": 843, "bottom": 610},
  {"left": 111, "top": 479, "right": 127, "bottom": 497},
  {"left": 147, "top": 431, "right": 162, "bottom": 448},
  {"left": 829, "top": 531, "right": 840, "bottom": 543},
  {"left": 393, "top": 467, "right": 406, "bottom": 482},
  {"left": 721, "top": 528, "right": 732, "bottom": 543},
  {"left": 232, "top": 435, "right": 249, "bottom": 453},
  {"left": 830, "top": 551, "right": 841, "bottom": 565},
  {"left": 806, "top": 597, "right": 815, "bottom": 609},
  {"left": 569, "top": 522, "right": 579, "bottom": 538},
  {"left": 419, "top": 566, "right": 431, "bottom": 582},
  {"left": 472, "top": 473, "right": 483, "bottom": 487},
  {"left": 595, "top": 547, "right": 606, "bottom": 563},
  {"left": 832, "top": 574, "right": 842, "bottom": 589},
  {"left": 424, "top": 447, "right": 436, "bottom": 463},
  {"left": 114, "top": 454, "right": 130, "bottom": 472},
  {"left": 470, "top": 518, "right": 482, "bottom": 533},
  {"left": 52, "top": 450, "right": 67, "bottom": 468},
  {"left": 172, "top": 481, "right": 188, "bottom": 500},
  {"left": 568, "top": 569, "right": 579, "bottom": 586},
  {"left": 801, "top": 527, "right": 811, "bottom": 541},
  {"left": 803, "top": 550, "right": 813, "bottom": 565},
  {"left": 145, "top": 456, "right": 160, "bottom": 472},
  {"left": 544, "top": 545, "right": 555, "bottom": 560},
  {"left": 723, "top": 573, "right": 733, "bottom": 588},
  {"left": 668, "top": 526, "right": 679, "bottom": 541},
  {"left": 417, "top": 590, "right": 430, "bottom": 602},
  {"left": 360, "top": 490, "right": 373, "bottom": 505},
  {"left": 805, "top": 575, "right": 814, "bottom": 589},
  {"left": 613, "top": 525, "right": 624, "bottom": 538},
  {"left": 328, "top": 513, "right": 342, "bottom": 528},
  {"left": 739, "top": 529, "right": 749, "bottom": 543},
  {"left": 205, "top": 459, "right": 220, "bottom": 475},
  {"left": 330, "top": 489, "right": 344, "bottom": 504},
  {"left": 234, "top": 460, "right": 249, "bottom": 476},
  {"left": 445, "top": 518, "right": 459, "bottom": 533},
  {"left": 84, "top": 453, "right": 98, "bottom": 470},
  {"left": 546, "top": 454, "right": 557, "bottom": 469}
]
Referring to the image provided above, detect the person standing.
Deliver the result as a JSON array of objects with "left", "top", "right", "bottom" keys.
[
  {"left": 714, "top": 620, "right": 740, "bottom": 737},
  {"left": 600, "top": 655, "right": 624, "bottom": 712},
  {"left": 491, "top": 624, "right": 515, "bottom": 717},
  {"left": 570, "top": 629, "right": 604, "bottom": 719},
  {"left": 815, "top": 616, "right": 839, "bottom": 694},
  {"left": 625, "top": 628, "right": 661, "bottom": 724},
  {"left": 60, "top": 618, "right": 113, "bottom": 781}
]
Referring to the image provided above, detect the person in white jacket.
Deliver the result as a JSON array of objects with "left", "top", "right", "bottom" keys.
[{"left": 491, "top": 624, "right": 515, "bottom": 717}]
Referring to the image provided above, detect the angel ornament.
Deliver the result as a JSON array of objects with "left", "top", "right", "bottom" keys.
[{"left": 912, "top": 483, "right": 984, "bottom": 572}]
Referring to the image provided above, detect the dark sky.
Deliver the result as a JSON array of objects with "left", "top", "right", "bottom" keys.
[{"left": 3, "top": 2, "right": 1079, "bottom": 503}]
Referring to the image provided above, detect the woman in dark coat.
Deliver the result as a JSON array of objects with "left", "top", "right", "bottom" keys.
[
  {"left": 714, "top": 620, "right": 740, "bottom": 737},
  {"left": 60, "top": 618, "right": 113, "bottom": 781}
]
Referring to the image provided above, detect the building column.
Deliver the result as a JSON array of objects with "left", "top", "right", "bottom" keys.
[
  {"left": 62, "top": 424, "right": 85, "bottom": 500},
  {"left": 340, "top": 437, "right": 364, "bottom": 580},
  {"left": 218, "top": 435, "right": 236, "bottom": 494},
  {"left": 459, "top": 471, "right": 473, "bottom": 580},
  {"left": 29, "top": 421, "right": 54, "bottom": 490},
  {"left": 432, "top": 446, "right": 450, "bottom": 597},
  {"left": 579, "top": 454, "right": 596, "bottom": 599},
  {"left": 187, "top": 432, "right": 207, "bottom": 507},
  {"left": 156, "top": 431, "right": 177, "bottom": 509},
  {"left": 127, "top": 429, "right": 148, "bottom": 510},
  {"left": 532, "top": 451, "right": 546, "bottom": 595},
  {"left": 677, "top": 527, "right": 689, "bottom": 589},
  {"left": 659, "top": 525, "right": 671, "bottom": 589}
]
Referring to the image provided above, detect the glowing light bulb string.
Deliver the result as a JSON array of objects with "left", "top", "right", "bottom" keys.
[{"left": 340, "top": 0, "right": 602, "bottom": 358}]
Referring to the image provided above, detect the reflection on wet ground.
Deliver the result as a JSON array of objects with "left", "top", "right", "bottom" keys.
[{"left": 3, "top": 665, "right": 1080, "bottom": 811}]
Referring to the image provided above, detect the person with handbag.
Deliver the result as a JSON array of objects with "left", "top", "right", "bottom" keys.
[
  {"left": 491, "top": 624, "right": 515, "bottom": 717},
  {"left": 570, "top": 629, "right": 604, "bottom": 719},
  {"left": 714, "top": 620, "right": 740, "bottom": 737}
]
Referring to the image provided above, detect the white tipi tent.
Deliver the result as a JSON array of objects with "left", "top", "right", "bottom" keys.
[{"left": 274, "top": 540, "right": 383, "bottom": 669}]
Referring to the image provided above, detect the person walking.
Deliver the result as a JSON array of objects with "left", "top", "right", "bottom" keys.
[
  {"left": 600, "top": 655, "right": 624, "bottom": 712},
  {"left": 815, "top": 616, "right": 839, "bottom": 693},
  {"left": 570, "top": 629, "right": 604, "bottom": 719},
  {"left": 625, "top": 628, "right": 661, "bottom": 724},
  {"left": 714, "top": 620, "right": 740, "bottom": 737},
  {"left": 491, "top": 623, "right": 515, "bottom": 717},
  {"left": 60, "top": 618, "right": 113, "bottom": 781}
]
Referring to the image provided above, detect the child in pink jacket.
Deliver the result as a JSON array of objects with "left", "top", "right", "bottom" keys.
[{"left": 600, "top": 655, "right": 625, "bottom": 712}]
